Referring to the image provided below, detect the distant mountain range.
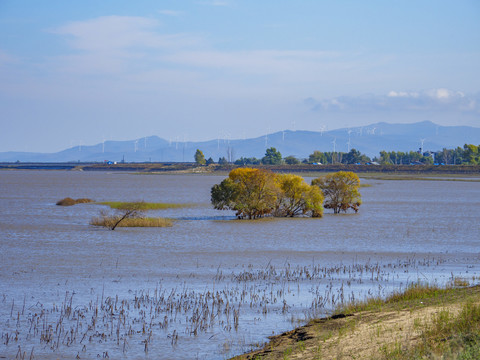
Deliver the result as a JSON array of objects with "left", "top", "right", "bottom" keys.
[{"left": 2, "top": 121, "right": 479, "bottom": 163}]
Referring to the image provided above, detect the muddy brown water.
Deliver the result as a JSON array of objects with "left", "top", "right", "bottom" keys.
[{"left": 1, "top": 171, "right": 479, "bottom": 359}]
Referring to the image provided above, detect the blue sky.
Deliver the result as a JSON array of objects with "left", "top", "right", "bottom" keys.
[{"left": 0, "top": 0, "right": 479, "bottom": 152}]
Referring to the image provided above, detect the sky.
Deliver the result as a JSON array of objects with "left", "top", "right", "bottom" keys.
[{"left": 0, "top": 0, "right": 479, "bottom": 153}]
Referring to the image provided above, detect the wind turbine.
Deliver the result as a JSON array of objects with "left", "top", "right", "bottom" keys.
[
  {"left": 331, "top": 138, "right": 337, "bottom": 164},
  {"left": 347, "top": 129, "right": 352, "bottom": 152},
  {"left": 134, "top": 140, "right": 138, "bottom": 153},
  {"left": 320, "top": 125, "right": 326, "bottom": 136},
  {"left": 420, "top": 138, "right": 426, "bottom": 154},
  {"left": 265, "top": 126, "right": 271, "bottom": 148}
]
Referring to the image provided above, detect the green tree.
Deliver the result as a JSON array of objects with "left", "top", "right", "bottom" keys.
[
  {"left": 463, "top": 144, "right": 479, "bottom": 164},
  {"left": 218, "top": 156, "right": 228, "bottom": 165},
  {"left": 312, "top": 171, "right": 362, "bottom": 214},
  {"left": 343, "top": 149, "right": 366, "bottom": 164},
  {"left": 309, "top": 150, "right": 327, "bottom": 164},
  {"left": 206, "top": 157, "right": 215, "bottom": 165},
  {"left": 234, "top": 157, "right": 261, "bottom": 165},
  {"left": 194, "top": 149, "right": 206, "bottom": 165},
  {"left": 379, "top": 151, "right": 391, "bottom": 165},
  {"left": 284, "top": 155, "right": 300, "bottom": 165},
  {"left": 262, "top": 147, "right": 283, "bottom": 165}
]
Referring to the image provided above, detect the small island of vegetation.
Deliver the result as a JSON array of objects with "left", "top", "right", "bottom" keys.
[
  {"left": 91, "top": 201, "right": 174, "bottom": 230},
  {"left": 211, "top": 168, "right": 362, "bottom": 219}
]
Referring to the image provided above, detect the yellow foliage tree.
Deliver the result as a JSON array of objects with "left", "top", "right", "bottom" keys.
[
  {"left": 311, "top": 171, "right": 361, "bottom": 214},
  {"left": 275, "top": 174, "right": 324, "bottom": 217}
]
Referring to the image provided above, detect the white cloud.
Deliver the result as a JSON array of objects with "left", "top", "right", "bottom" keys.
[
  {"left": 308, "top": 89, "right": 480, "bottom": 114},
  {"left": 52, "top": 16, "right": 201, "bottom": 52},
  {"left": 387, "top": 91, "right": 419, "bottom": 98},
  {"left": 45, "top": 16, "right": 355, "bottom": 97},
  {"left": 158, "top": 10, "right": 183, "bottom": 16},
  {"left": 48, "top": 16, "right": 204, "bottom": 75}
]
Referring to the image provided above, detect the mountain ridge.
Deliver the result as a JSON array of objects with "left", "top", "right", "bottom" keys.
[{"left": 2, "top": 121, "right": 479, "bottom": 163}]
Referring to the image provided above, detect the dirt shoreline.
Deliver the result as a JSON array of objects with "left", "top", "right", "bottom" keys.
[{"left": 232, "top": 285, "right": 480, "bottom": 360}]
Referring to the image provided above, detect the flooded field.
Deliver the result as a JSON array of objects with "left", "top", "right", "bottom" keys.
[{"left": 1, "top": 171, "right": 480, "bottom": 359}]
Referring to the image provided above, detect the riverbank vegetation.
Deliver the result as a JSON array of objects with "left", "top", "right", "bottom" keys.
[{"left": 235, "top": 283, "right": 480, "bottom": 360}]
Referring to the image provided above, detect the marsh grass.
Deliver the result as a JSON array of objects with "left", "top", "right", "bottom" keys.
[
  {"left": 332, "top": 282, "right": 480, "bottom": 360},
  {"left": 56, "top": 197, "right": 94, "bottom": 206},
  {"left": 90, "top": 216, "right": 173, "bottom": 228},
  {"left": 381, "top": 301, "right": 480, "bottom": 359},
  {"left": 336, "top": 283, "right": 449, "bottom": 314},
  {"left": 98, "top": 201, "right": 186, "bottom": 210}
]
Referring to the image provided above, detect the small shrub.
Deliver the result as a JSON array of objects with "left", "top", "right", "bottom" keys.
[
  {"left": 56, "top": 197, "right": 94, "bottom": 206},
  {"left": 56, "top": 197, "right": 76, "bottom": 206}
]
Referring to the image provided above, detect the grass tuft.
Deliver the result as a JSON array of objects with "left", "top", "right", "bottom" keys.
[
  {"left": 337, "top": 283, "right": 445, "bottom": 314},
  {"left": 90, "top": 216, "right": 173, "bottom": 228}
]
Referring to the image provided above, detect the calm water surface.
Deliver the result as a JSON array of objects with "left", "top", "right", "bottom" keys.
[{"left": 1, "top": 171, "right": 479, "bottom": 359}]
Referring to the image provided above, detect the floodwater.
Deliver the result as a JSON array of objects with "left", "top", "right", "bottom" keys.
[{"left": 1, "top": 171, "right": 479, "bottom": 359}]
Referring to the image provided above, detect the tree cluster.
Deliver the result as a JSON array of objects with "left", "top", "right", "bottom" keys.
[
  {"left": 211, "top": 168, "right": 324, "bottom": 219},
  {"left": 376, "top": 150, "right": 433, "bottom": 165},
  {"left": 211, "top": 169, "right": 363, "bottom": 219},
  {"left": 432, "top": 144, "right": 480, "bottom": 165},
  {"left": 308, "top": 149, "right": 371, "bottom": 164}
]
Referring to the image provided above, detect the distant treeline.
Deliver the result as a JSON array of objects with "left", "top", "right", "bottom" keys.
[
  {"left": 378, "top": 144, "right": 480, "bottom": 165},
  {"left": 216, "top": 144, "right": 480, "bottom": 166}
]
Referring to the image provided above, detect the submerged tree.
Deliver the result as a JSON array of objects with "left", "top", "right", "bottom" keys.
[
  {"left": 275, "top": 174, "right": 323, "bottom": 217},
  {"left": 211, "top": 168, "right": 323, "bottom": 219},
  {"left": 312, "top": 171, "right": 361, "bottom": 214},
  {"left": 92, "top": 202, "right": 145, "bottom": 230}
]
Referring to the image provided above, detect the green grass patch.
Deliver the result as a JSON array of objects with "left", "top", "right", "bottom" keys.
[
  {"left": 98, "top": 201, "right": 186, "bottom": 210},
  {"left": 90, "top": 216, "right": 173, "bottom": 228},
  {"left": 336, "top": 283, "right": 459, "bottom": 314}
]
